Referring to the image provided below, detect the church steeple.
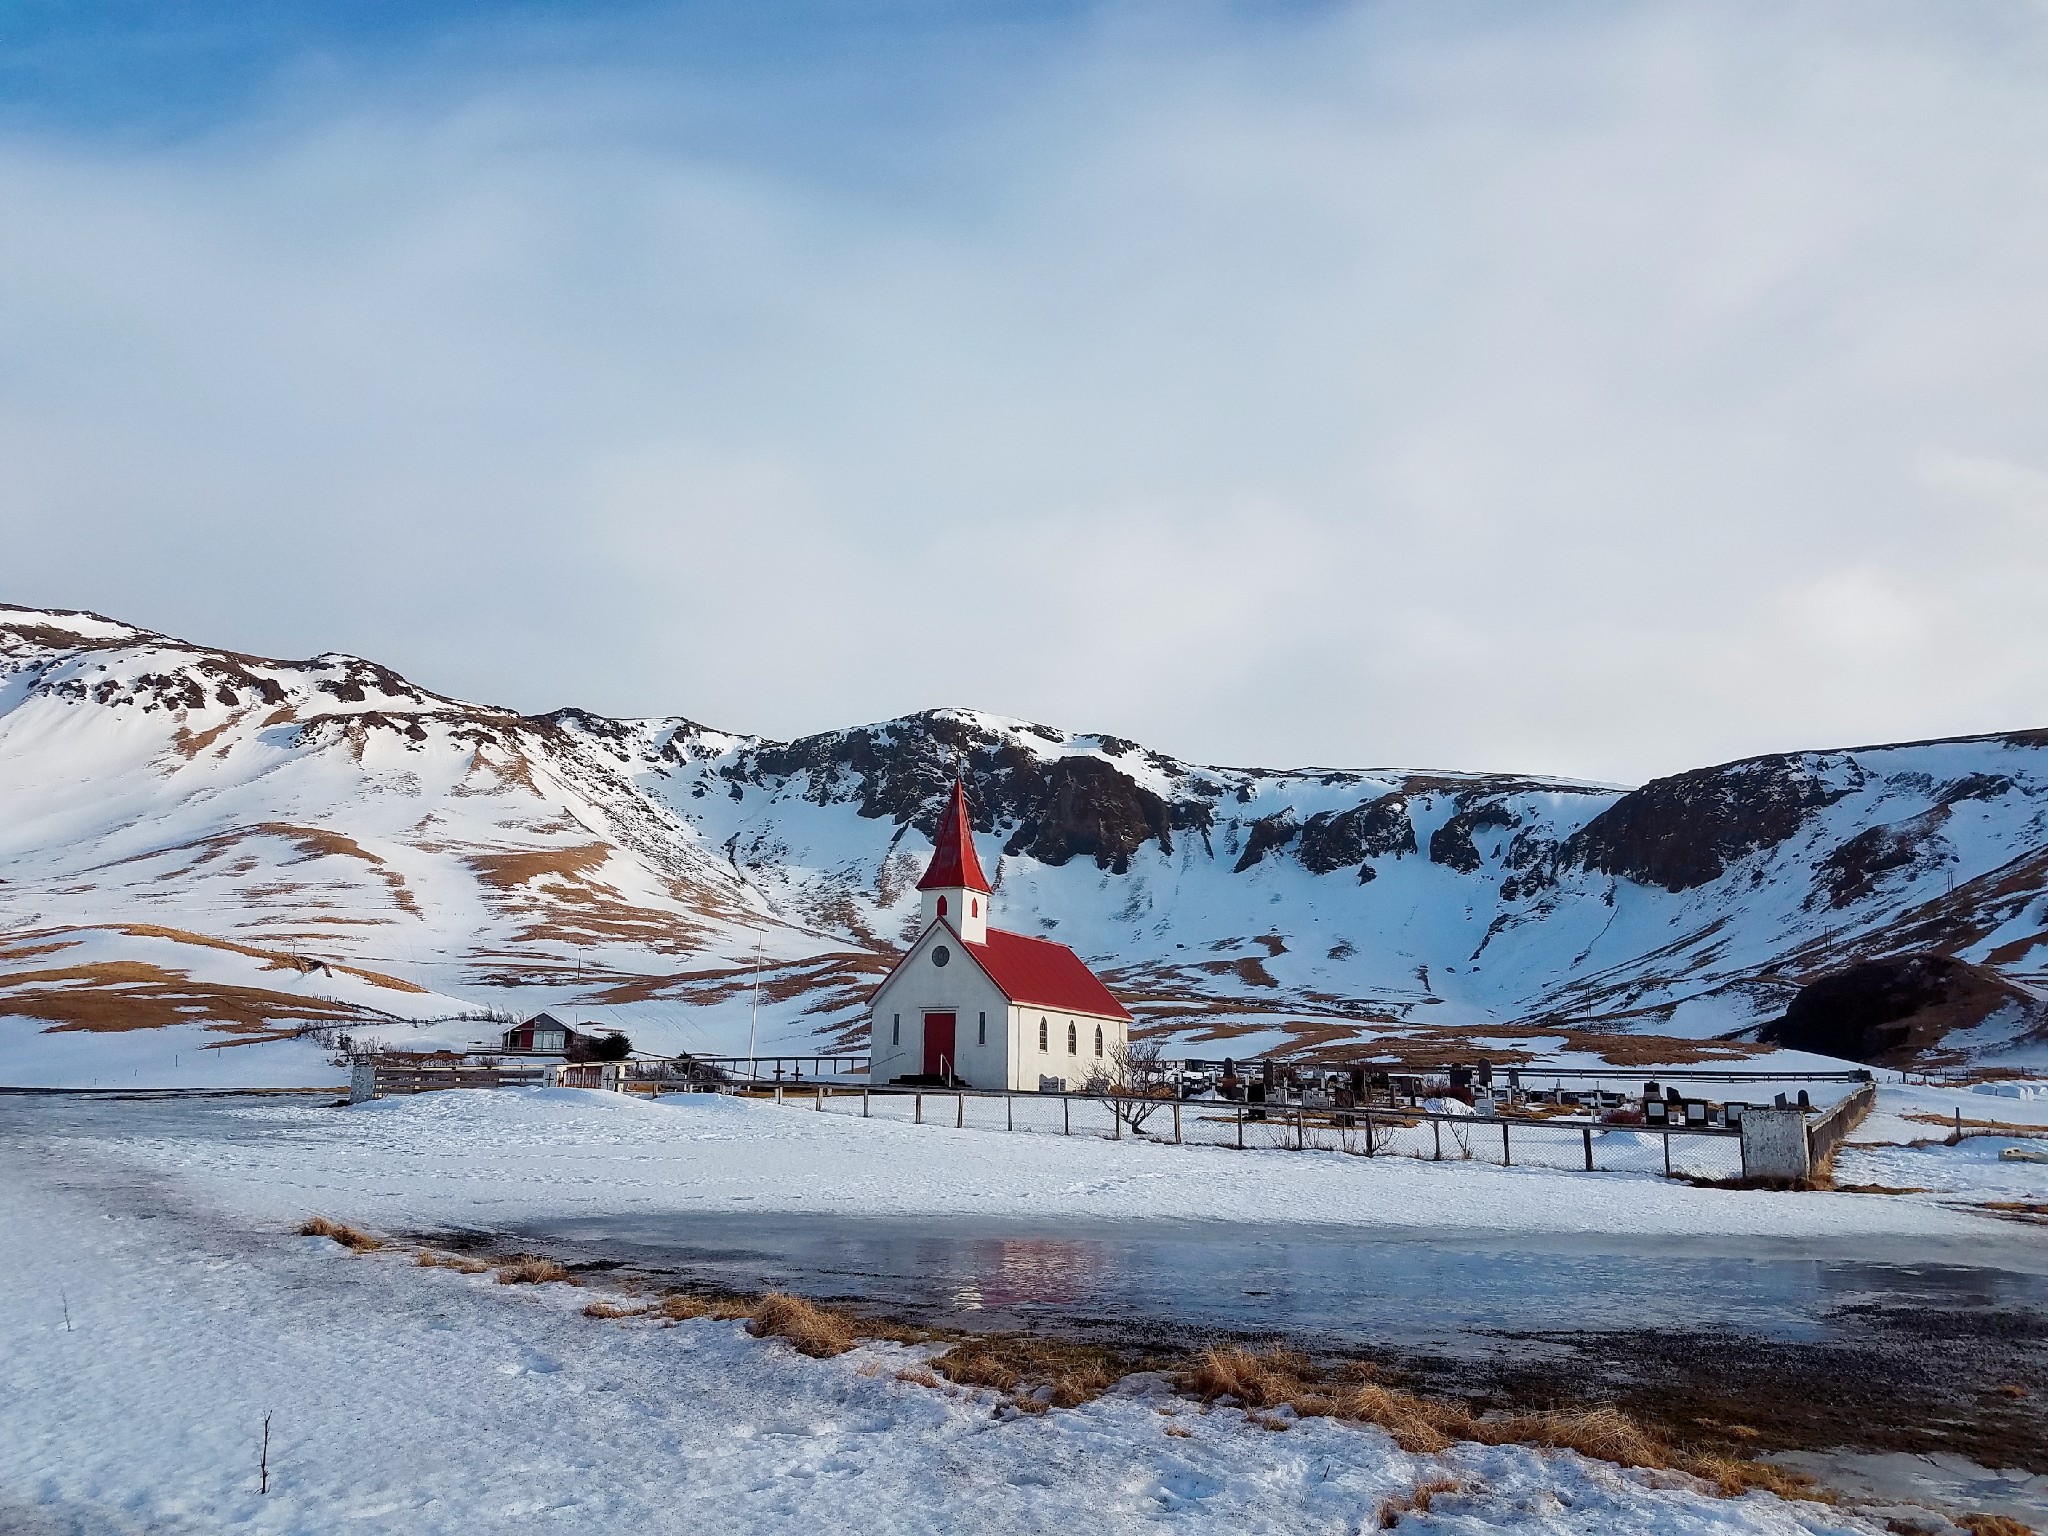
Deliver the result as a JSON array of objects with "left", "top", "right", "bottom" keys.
[{"left": 917, "top": 780, "right": 990, "bottom": 941}]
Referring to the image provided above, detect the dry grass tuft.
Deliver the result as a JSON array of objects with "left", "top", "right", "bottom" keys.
[
  {"left": 415, "top": 1250, "right": 490, "bottom": 1274},
  {"left": 929, "top": 1334, "right": 1135, "bottom": 1411},
  {"left": 299, "top": 1216, "right": 381, "bottom": 1251},
  {"left": 1958, "top": 1517, "right": 2035, "bottom": 1536},
  {"left": 658, "top": 1291, "right": 757, "bottom": 1322},
  {"left": 495, "top": 1257, "right": 574, "bottom": 1286},
  {"left": 747, "top": 1292, "right": 857, "bottom": 1358},
  {"left": 1179, "top": 1346, "right": 1462, "bottom": 1453},
  {"left": 581, "top": 1299, "right": 649, "bottom": 1319},
  {"left": 895, "top": 1366, "right": 942, "bottom": 1388},
  {"left": 1377, "top": 1479, "right": 1461, "bottom": 1528},
  {"left": 1957, "top": 1516, "right": 2035, "bottom": 1536},
  {"left": 1177, "top": 1346, "right": 1826, "bottom": 1501}
]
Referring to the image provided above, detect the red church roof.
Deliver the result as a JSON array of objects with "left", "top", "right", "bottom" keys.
[
  {"left": 916, "top": 780, "right": 992, "bottom": 893},
  {"left": 967, "top": 928, "right": 1132, "bottom": 1021}
]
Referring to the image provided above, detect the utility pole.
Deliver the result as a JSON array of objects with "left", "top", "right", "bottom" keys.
[{"left": 746, "top": 930, "right": 763, "bottom": 1083}]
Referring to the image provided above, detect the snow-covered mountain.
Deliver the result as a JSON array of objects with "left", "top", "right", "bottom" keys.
[{"left": 2, "top": 603, "right": 2045, "bottom": 1077}]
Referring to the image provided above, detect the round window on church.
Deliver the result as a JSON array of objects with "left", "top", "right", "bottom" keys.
[{"left": 932, "top": 945, "right": 951, "bottom": 968}]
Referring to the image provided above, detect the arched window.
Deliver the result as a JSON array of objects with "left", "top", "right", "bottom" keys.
[
  {"left": 892, "top": 1014, "right": 900, "bottom": 1045},
  {"left": 1094, "top": 1024, "right": 1104, "bottom": 1057},
  {"left": 970, "top": 897, "right": 979, "bottom": 916},
  {"left": 977, "top": 1011, "right": 986, "bottom": 1045},
  {"left": 936, "top": 895, "right": 948, "bottom": 917},
  {"left": 1038, "top": 1018, "right": 1048, "bottom": 1051},
  {"left": 1066, "top": 1022, "right": 1077, "bottom": 1055}
]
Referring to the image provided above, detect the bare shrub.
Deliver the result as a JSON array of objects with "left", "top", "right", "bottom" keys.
[
  {"left": 1086, "top": 1038, "right": 1176, "bottom": 1133},
  {"left": 298, "top": 1216, "right": 380, "bottom": 1252},
  {"left": 495, "top": 1257, "right": 574, "bottom": 1286},
  {"left": 748, "top": 1292, "right": 856, "bottom": 1358}
]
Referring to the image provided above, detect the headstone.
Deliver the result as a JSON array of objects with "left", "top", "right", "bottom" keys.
[
  {"left": 1476, "top": 1059, "right": 1493, "bottom": 1088},
  {"left": 1684, "top": 1101, "right": 1707, "bottom": 1126},
  {"left": 349, "top": 1061, "right": 376, "bottom": 1105},
  {"left": 1741, "top": 1109, "right": 1812, "bottom": 1181},
  {"left": 1645, "top": 1099, "right": 1669, "bottom": 1125},
  {"left": 1644, "top": 1080, "right": 1661, "bottom": 1102},
  {"left": 1796, "top": 1089, "right": 1811, "bottom": 1110}
]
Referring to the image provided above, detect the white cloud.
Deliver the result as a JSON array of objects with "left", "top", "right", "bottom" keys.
[{"left": 3, "top": 2, "right": 2048, "bottom": 780}]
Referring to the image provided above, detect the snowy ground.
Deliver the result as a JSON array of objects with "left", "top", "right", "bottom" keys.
[
  {"left": 89, "top": 1087, "right": 2038, "bottom": 1243},
  {"left": 0, "top": 1097, "right": 1945, "bottom": 1536},
  {"left": 4, "top": 1084, "right": 2045, "bottom": 1534}
]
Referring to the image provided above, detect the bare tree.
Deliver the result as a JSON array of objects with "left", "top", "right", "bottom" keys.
[{"left": 1084, "top": 1037, "right": 1175, "bottom": 1134}]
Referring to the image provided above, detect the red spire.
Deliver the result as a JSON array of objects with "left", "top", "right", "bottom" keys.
[{"left": 917, "top": 779, "right": 991, "bottom": 893}]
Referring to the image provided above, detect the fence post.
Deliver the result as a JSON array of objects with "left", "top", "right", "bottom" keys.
[
  {"left": 1502, "top": 1120, "right": 1511, "bottom": 1166},
  {"left": 1063, "top": 1097, "right": 1071, "bottom": 1136},
  {"left": 1113, "top": 1097, "right": 1121, "bottom": 1140},
  {"left": 956, "top": 1092, "right": 964, "bottom": 1129},
  {"left": 1582, "top": 1125, "right": 1593, "bottom": 1171},
  {"left": 862, "top": 1087, "right": 870, "bottom": 1119},
  {"left": 1295, "top": 1106, "right": 1304, "bottom": 1151},
  {"left": 1433, "top": 1118, "right": 1442, "bottom": 1162},
  {"left": 1363, "top": 1109, "right": 1374, "bottom": 1156},
  {"left": 774, "top": 1084, "right": 783, "bottom": 1107},
  {"left": 1172, "top": 1100, "right": 1182, "bottom": 1145},
  {"left": 816, "top": 1084, "right": 824, "bottom": 1112},
  {"left": 1236, "top": 1103, "right": 1244, "bottom": 1150},
  {"left": 1006, "top": 1094, "right": 1013, "bottom": 1132},
  {"left": 915, "top": 1092, "right": 923, "bottom": 1125},
  {"left": 1663, "top": 1131, "right": 1671, "bottom": 1178}
]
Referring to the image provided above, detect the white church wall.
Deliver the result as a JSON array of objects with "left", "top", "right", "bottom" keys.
[
  {"left": 869, "top": 925, "right": 1010, "bottom": 1086},
  {"left": 1011, "top": 1004, "right": 1127, "bottom": 1092}
]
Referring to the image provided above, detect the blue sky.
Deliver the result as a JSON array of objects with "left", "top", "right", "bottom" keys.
[{"left": 4, "top": 1, "right": 2047, "bottom": 781}]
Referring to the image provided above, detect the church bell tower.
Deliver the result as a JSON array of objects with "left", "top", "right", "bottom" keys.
[{"left": 917, "top": 779, "right": 990, "bottom": 944}]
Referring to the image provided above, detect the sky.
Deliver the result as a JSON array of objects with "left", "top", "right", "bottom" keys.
[{"left": 3, "top": 0, "right": 2047, "bottom": 784}]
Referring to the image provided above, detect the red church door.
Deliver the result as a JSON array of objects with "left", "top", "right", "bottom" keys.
[{"left": 923, "top": 1013, "right": 956, "bottom": 1080}]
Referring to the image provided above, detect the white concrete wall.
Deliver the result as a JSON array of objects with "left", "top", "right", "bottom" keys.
[{"left": 869, "top": 923, "right": 1011, "bottom": 1086}]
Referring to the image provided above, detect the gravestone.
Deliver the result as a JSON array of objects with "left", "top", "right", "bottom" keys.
[{"left": 1740, "top": 1108, "right": 1811, "bottom": 1181}]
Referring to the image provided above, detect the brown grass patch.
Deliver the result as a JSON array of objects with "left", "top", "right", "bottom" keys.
[
  {"left": 582, "top": 1299, "right": 651, "bottom": 1319},
  {"left": 748, "top": 1292, "right": 857, "bottom": 1358},
  {"left": 465, "top": 843, "right": 612, "bottom": 889},
  {"left": 1177, "top": 1346, "right": 1827, "bottom": 1500},
  {"left": 298, "top": 1216, "right": 381, "bottom": 1251},
  {"left": 495, "top": 1257, "right": 575, "bottom": 1286},
  {"left": 1958, "top": 1516, "right": 2035, "bottom": 1536},
  {"left": 657, "top": 1291, "right": 758, "bottom": 1322},
  {"left": 1377, "top": 1479, "right": 1461, "bottom": 1528},
  {"left": 415, "top": 1250, "right": 490, "bottom": 1274},
  {"left": 928, "top": 1334, "right": 1136, "bottom": 1411}
]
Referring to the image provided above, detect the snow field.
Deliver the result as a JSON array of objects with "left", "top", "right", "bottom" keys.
[
  {"left": 107, "top": 1087, "right": 2013, "bottom": 1244},
  {"left": 1, "top": 1126, "right": 1894, "bottom": 1536}
]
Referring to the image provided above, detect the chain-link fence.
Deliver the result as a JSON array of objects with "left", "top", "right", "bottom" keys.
[{"left": 751, "top": 1084, "right": 1744, "bottom": 1181}]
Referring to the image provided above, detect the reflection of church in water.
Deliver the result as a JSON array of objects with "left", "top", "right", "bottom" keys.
[{"left": 867, "top": 781, "right": 1130, "bottom": 1090}]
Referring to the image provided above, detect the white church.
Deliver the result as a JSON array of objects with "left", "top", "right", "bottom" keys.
[{"left": 868, "top": 781, "right": 1132, "bottom": 1090}]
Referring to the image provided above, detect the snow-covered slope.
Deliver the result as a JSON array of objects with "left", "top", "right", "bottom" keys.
[{"left": 3, "top": 603, "right": 2046, "bottom": 1076}]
